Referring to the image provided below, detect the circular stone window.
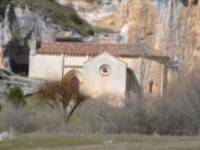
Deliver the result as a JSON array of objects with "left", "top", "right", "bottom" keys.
[{"left": 99, "top": 64, "right": 111, "bottom": 76}]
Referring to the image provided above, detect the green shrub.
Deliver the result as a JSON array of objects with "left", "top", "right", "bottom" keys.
[
  {"left": 7, "top": 86, "right": 26, "bottom": 108},
  {"left": 70, "top": 14, "right": 83, "bottom": 25}
]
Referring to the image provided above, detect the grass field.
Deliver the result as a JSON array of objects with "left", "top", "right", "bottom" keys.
[{"left": 1, "top": 134, "right": 200, "bottom": 150}]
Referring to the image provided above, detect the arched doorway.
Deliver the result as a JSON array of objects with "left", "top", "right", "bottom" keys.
[
  {"left": 125, "top": 68, "right": 141, "bottom": 106},
  {"left": 63, "top": 70, "right": 82, "bottom": 96}
]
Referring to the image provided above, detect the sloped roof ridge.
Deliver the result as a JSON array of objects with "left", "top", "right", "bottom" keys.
[{"left": 36, "top": 42, "right": 169, "bottom": 59}]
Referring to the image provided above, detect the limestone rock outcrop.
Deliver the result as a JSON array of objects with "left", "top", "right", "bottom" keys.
[
  {"left": 0, "top": 0, "right": 199, "bottom": 79},
  {"left": 0, "top": 5, "right": 64, "bottom": 74},
  {"left": 0, "top": 69, "right": 41, "bottom": 100}
]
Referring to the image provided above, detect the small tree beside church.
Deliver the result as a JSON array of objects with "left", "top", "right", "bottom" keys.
[{"left": 38, "top": 73, "right": 86, "bottom": 125}]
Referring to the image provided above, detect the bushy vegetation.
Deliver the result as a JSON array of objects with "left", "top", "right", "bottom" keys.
[
  {"left": 0, "top": 100, "right": 60, "bottom": 134},
  {"left": 7, "top": 86, "right": 26, "bottom": 108},
  {"left": 0, "top": 68, "right": 200, "bottom": 136},
  {"left": 66, "top": 67, "right": 200, "bottom": 136},
  {"left": 152, "top": 72, "right": 200, "bottom": 135}
]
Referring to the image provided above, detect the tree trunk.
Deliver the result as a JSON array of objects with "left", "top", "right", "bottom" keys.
[
  {"left": 60, "top": 100, "right": 68, "bottom": 128},
  {"left": 66, "top": 100, "right": 81, "bottom": 122}
]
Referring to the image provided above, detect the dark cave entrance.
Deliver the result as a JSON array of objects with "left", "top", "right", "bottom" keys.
[
  {"left": 192, "top": 0, "right": 198, "bottom": 5},
  {"left": 4, "top": 39, "right": 29, "bottom": 76},
  {"left": 181, "top": 0, "right": 198, "bottom": 6}
]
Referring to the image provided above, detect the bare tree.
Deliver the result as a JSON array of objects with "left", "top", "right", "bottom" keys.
[
  {"left": 135, "top": 28, "right": 153, "bottom": 97},
  {"left": 38, "top": 73, "right": 86, "bottom": 125}
]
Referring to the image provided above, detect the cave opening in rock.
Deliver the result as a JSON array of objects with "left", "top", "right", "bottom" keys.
[
  {"left": 181, "top": 0, "right": 189, "bottom": 6},
  {"left": 4, "top": 39, "right": 29, "bottom": 76},
  {"left": 182, "top": 0, "right": 199, "bottom": 6},
  {"left": 192, "top": 0, "right": 198, "bottom": 5}
]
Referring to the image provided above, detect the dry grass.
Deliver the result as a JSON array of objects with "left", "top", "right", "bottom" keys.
[{"left": 1, "top": 134, "right": 200, "bottom": 150}]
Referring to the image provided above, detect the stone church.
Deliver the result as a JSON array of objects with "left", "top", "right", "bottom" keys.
[{"left": 28, "top": 37, "right": 169, "bottom": 106}]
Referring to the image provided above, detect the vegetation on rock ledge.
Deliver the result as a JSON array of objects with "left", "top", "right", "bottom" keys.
[{"left": 0, "top": 0, "right": 94, "bottom": 36}]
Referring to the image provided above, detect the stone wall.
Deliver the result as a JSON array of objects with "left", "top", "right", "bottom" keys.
[
  {"left": 29, "top": 54, "right": 90, "bottom": 81},
  {"left": 29, "top": 52, "right": 168, "bottom": 102},
  {"left": 82, "top": 53, "right": 127, "bottom": 104},
  {"left": 120, "top": 57, "right": 167, "bottom": 97},
  {"left": 29, "top": 55, "right": 63, "bottom": 80}
]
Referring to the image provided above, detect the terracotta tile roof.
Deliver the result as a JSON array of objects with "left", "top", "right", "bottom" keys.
[{"left": 36, "top": 42, "right": 170, "bottom": 59}]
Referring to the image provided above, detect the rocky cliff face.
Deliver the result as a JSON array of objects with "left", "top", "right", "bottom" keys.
[
  {"left": 0, "top": 0, "right": 128, "bottom": 74},
  {"left": 0, "top": 5, "right": 62, "bottom": 74},
  {"left": 0, "top": 68, "right": 41, "bottom": 99},
  {"left": 66, "top": 0, "right": 200, "bottom": 76},
  {"left": 152, "top": 0, "right": 200, "bottom": 75},
  {"left": 0, "top": 0, "right": 199, "bottom": 77},
  {"left": 64, "top": 0, "right": 199, "bottom": 48}
]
